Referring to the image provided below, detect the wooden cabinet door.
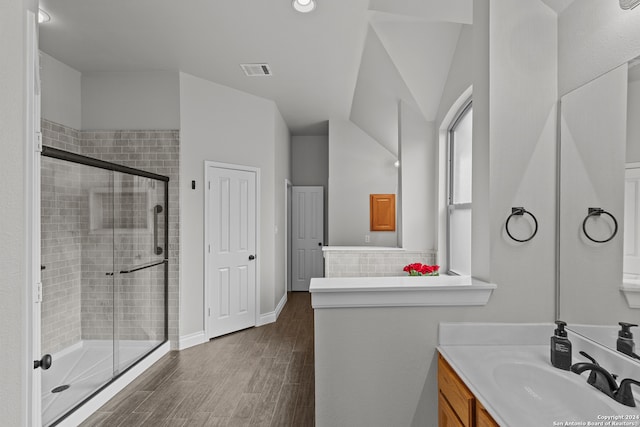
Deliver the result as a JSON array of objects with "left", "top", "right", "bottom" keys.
[
  {"left": 370, "top": 194, "right": 396, "bottom": 231},
  {"left": 438, "top": 354, "right": 474, "bottom": 427},
  {"left": 439, "top": 393, "right": 465, "bottom": 427},
  {"left": 476, "top": 401, "right": 499, "bottom": 427}
]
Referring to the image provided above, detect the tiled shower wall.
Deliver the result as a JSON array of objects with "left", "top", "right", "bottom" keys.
[{"left": 40, "top": 119, "right": 180, "bottom": 351}]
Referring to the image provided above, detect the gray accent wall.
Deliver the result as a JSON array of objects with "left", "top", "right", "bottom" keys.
[
  {"left": 291, "top": 135, "right": 328, "bottom": 187},
  {"left": 291, "top": 135, "right": 328, "bottom": 244}
]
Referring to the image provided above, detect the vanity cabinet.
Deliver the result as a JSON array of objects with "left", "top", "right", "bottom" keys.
[
  {"left": 438, "top": 353, "right": 499, "bottom": 427},
  {"left": 475, "top": 401, "right": 499, "bottom": 427}
]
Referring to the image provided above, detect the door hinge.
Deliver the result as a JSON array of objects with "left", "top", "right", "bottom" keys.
[
  {"left": 34, "top": 281, "right": 42, "bottom": 303},
  {"left": 208, "top": 244, "right": 211, "bottom": 253},
  {"left": 208, "top": 308, "right": 211, "bottom": 317},
  {"left": 36, "top": 132, "right": 42, "bottom": 153},
  {"left": 208, "top": 181, "right": 211, "bottom": 190}
]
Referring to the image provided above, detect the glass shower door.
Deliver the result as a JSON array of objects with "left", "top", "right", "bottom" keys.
[
  {"left": 40, "top": 157, "right": 115, "bottom": 426},
  {"left": 113, "top": 172, "right": 167, "bottom": 374},
  {"left": 41, "top": 145, "right": 169, "bottom": 426}
]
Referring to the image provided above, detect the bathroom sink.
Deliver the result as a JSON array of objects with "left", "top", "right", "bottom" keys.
[
  {"left": 439, "top": 345, "right": 640, "bottom": 426},
  {"left": 492, "top": 362, "right": 620, "bottom": 422}
]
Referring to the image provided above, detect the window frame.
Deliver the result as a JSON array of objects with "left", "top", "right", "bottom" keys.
[{"left": 446, "top": 99, "right": 473, "bottom": 275}]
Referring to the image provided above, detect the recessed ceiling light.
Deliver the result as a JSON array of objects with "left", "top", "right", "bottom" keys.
[
  {"left": 293, "top": 0, "right": 316, "bottom": 13},
  {"left": 38, "top": 9, "right": 51, "bottom": 24}
]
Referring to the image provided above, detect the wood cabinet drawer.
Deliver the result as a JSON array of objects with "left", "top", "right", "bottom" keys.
[
  {"left": 476, "top": 401, "right": 499, "bottom": 427},
  {"left": 439, "top": 392, "right": 465, "bottom": 427},
  {"left": 438, "top": 354, "right": 474, "bottom": 427}
]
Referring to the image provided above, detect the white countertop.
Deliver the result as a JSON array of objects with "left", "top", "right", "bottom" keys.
[
  {"left": 309, "top": 275, "right": 496, "bottom": 308},
  {"left": 321, "top": 246, "right": 405, "bottom": 251},
  {"left": 438, "top": 323, "right": 640, "bottom": 426}
]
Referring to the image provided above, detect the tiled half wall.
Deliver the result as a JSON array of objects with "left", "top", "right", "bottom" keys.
[{"left": 324, "top": 249, "right": 438, "bottom": 278}]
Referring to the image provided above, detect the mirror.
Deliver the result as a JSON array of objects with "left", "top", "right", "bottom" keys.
[{"left": 559, "top": 55, "right": 640, "bottom": 357}]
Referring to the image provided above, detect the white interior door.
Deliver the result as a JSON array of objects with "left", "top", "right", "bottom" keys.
[
  {"left": 292, "top": 186, "right": 324, "bottom": 291},
  {"left": 625, "top": 166, "right": 640, "bottom": 279},
  {"left": 207, "top": 165, "right": 257, "bottom": 339}
]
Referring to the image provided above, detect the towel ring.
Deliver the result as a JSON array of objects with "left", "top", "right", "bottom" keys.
[
  {"left": 506, "top": 207, "right": 538, "bottom": 243},
  {"left": 582, "top": 207, "right": 618, "bottom": 243}
]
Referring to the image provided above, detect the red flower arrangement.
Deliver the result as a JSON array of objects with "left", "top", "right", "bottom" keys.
[{"left": 403, "top": 263, "right": 440, "bottom": 276}]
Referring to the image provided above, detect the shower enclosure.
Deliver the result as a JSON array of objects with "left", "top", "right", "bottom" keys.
[{"left": 40, "top": 147, "right": 168, "bottom": 426}]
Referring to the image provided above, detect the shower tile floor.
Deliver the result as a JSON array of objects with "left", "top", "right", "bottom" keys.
[{"left": 42, "top": 340, "right": 161, "bottom": 426}]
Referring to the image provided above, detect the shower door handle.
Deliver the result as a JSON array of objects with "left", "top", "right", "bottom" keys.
[
  {"left": 153, "top": 205, "right": 163, "bottom": 256},
  {"left": 34, "top": 354, "right": 52, "bottom": 370}
]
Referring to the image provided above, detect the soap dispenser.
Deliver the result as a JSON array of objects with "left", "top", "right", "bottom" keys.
[
  {"left": 617, "top": 322, "right": 640, "bottom": 360},
  {"left": 551, "top": 320, "right": 572, "bottom": 370}
]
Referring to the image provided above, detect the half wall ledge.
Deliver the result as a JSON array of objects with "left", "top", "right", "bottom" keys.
[{"left": 309, "top": 275, "right": 497, "bottom": 309}]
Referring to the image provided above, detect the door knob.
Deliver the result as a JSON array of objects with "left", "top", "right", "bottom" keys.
[
  {"left": 34, "top": 354, "right": 52, "bottom": 370},
  {"left": 249, "top": 254, "right": 256, "bottom": 260},
  {"left": 318, "top": 242, "right": 323, "bottom": 246}
]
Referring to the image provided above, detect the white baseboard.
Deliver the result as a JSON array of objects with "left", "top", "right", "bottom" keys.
[
  {"left": 275, "top": 292, "right": 287, "bottom": 318},
  {"left": 178, "top": 331, "right": 207, "bottom": 350},
  {"left": 57, "top": 341, "right": 170, "bottom": 427},
  {"left": 257, "top": 292, "right": 287, "bottom": 326}
]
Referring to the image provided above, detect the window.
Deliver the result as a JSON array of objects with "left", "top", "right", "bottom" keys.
[{"left": 447, "top": 101, "right": 472, "bottom": 275}]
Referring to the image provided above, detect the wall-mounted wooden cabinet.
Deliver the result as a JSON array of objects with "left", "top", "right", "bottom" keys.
[
  {"left": 370, "top": 194, "right": 396, "bottom": 231},
  {"left": 438, "top": 353, "right": 499, "bottom": 427}
]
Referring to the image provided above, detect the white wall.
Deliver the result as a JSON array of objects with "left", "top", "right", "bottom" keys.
[
  {"left": 486, "top": 0, "right": 557, "bottom": 316},
  {"left": 316, "top": 1, "right": 558, "bottom": 425},
  {"left": 179, "top": 72, "right": 288, "bottom": 338},
  {"left": 472, "top": 0, "right": 491, "bottom": 282},
  {"left": 273, "top": 110, "right": 291, "bottom": 309},
  {"left": 39, "top": 60, "right": 180, "bottom": 132},
  {"left": 559, "top": 0, "right": 640, "bottom": 96},
  {"left": 434, "top": 23, "right": 474, "bottom": 269},
  {"left": 40, "top": 52, "right": 81, "bottom": 129},
  {"left": 82, "top": 71, "right": 180, "bottom": 130},
  {"left": 436, "top": 24, "right": 473, "bottom": 128},
  {"left": 1, "top": 1, "right": 37, "bottom": 425},
  {"left": 328, "top": 119, "right": 398, "bottom": 247},
  {"left": 349, "top": 26, "right": 407, "bottom": 157},
  {"left": 399, "top": 102, "right": 436, "bottom": 251}
]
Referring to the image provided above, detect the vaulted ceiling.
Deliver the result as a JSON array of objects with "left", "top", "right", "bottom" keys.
[{"left": 38, "top": 1, "right": 571, "bottom": 138}]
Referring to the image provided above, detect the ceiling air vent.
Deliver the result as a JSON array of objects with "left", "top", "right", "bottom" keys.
[{"left": 240, "top": 63, "right": 273, "bottom": 77}]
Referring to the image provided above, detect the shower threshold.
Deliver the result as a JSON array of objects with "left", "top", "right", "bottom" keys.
[{"left": 42, "top": 340, "right": 166, "bottom": 427}]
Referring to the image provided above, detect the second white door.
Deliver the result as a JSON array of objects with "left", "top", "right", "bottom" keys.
[
  {"left": 207, "top": 165, "right": 257, "bottom": 338},
  {"left": 292, "top": 186, "right": 324, "bottom": 291}
]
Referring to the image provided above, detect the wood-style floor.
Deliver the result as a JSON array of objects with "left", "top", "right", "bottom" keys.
[{"left": 80, "top": 292, "right": 315, "bottom": 427}]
